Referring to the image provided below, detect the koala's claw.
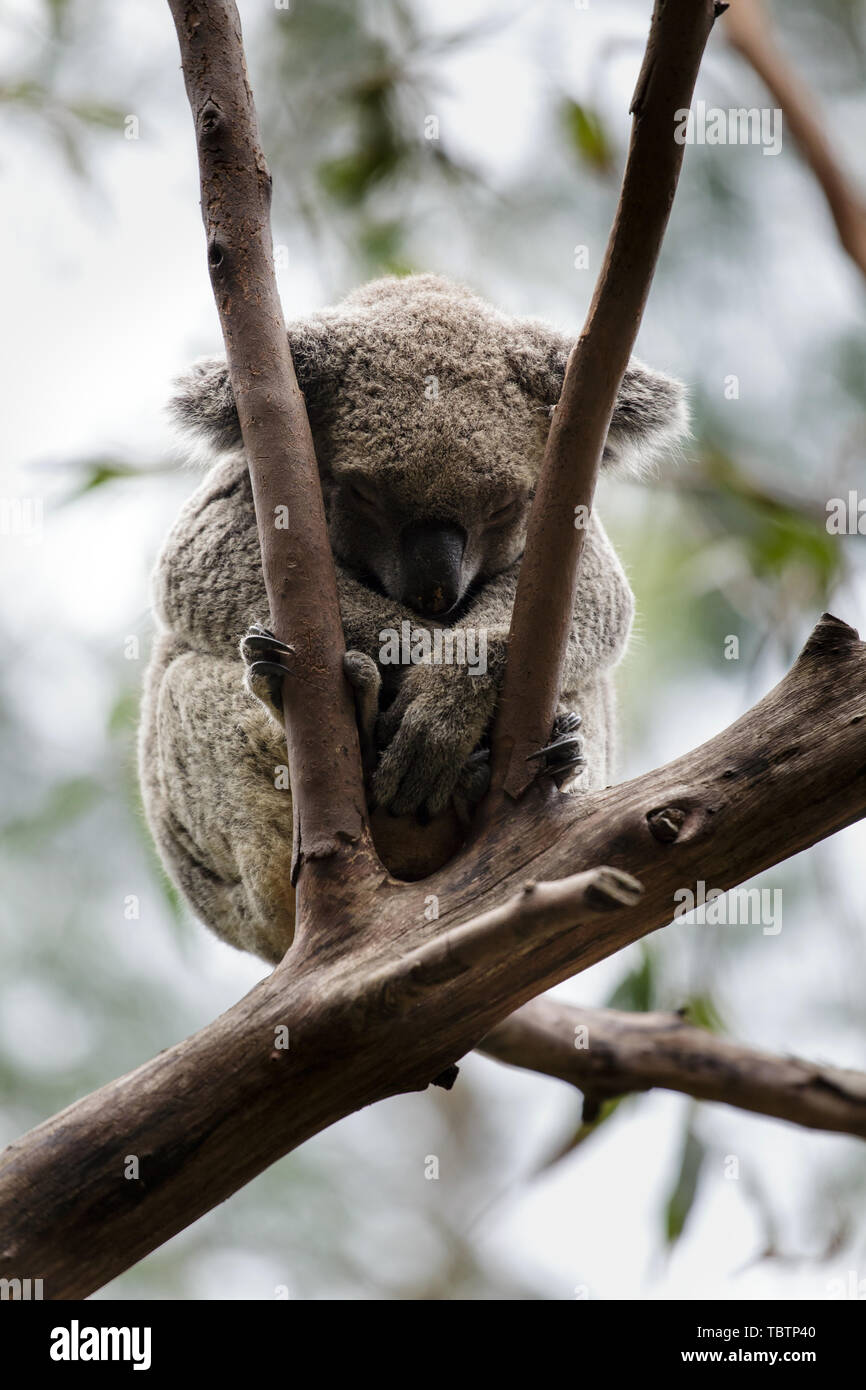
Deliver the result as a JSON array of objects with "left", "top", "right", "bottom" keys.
[
  {"left": 242, "top": 631, "right": 294, "bottom": 658},
  {"left": 247, "top": 661, "right": 290, "bottom": 718},
  {"left": 527, "top": 710, "right": 585, "bottom": 783},
  {"left": 240, "top": 625, "right": 294, "bottom": 722}
]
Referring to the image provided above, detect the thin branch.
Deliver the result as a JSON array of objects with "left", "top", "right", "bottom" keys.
[
  {"left": 726, "top": 0, "right": 866, "bottom": 281},
  {"left": 487, "top": 0, "right": 722, "bottom": 804},
  {"left": 480, "top": 998, "right": 866, "bottom": 1141},
  {"left": 167, "top": 0, "right": 370, "bottom": 883},
  {"left": 387, "top": 867, "right": 644, "bottom": 987}
]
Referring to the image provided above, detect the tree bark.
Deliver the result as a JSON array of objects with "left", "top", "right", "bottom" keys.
[
  {"left": 487, "top": 0, "right": 720, "bottom": 804},
  {"left": 481, "top": 999, "right": 866, "bottom": 1140},
  {"left": 166, "top": 0, "right": 372, "bottom": 889}
]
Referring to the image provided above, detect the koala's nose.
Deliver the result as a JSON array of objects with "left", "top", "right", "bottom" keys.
[{"left": 400, "top": 519, "right": 467, "bottom": 617}]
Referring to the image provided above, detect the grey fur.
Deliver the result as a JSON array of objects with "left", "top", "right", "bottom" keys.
[{"left": 141, "top": 274, "right": 686, "bottom": 963}]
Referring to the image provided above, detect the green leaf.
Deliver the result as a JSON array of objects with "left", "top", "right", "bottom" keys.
[
  {"left": 56, "top": 456, "right": 169, "bottom": 506},
  {"left": 664, "top": 1121, "right": 706, "bottom": 1246},
  {"left": 681, "top": 993, "right": 726, "bottom": 1035},
  {"left": 561, "top": 99, "right": 614, "bottom": 174}
]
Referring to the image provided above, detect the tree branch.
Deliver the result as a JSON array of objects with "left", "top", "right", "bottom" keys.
[
  {"left": 167, "top": 0, "right": 371, "bottom": 884},
  {"left": 1, "top": 614, "right": 863, "bottom": 1296},
  {"left": 480, "top": 998, "right": 866, "bottom": 1140},
  {"left": 726, "top": 0, "right": 866, "bottom": 281},
  {"left": 487, "top": 0, "right": 722, "bottom": 804}
]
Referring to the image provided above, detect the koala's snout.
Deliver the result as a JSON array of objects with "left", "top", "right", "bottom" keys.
[{"left": 399, "top": 519, "right": 467, "bottom": 616}]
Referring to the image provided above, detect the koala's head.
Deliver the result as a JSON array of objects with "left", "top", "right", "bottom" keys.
[{"left": 171, "top": 274, "right": 686, "bottom": 619}]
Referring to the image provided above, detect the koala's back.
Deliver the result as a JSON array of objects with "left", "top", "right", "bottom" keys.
[
  {"left": 152, "top": 454, "right": 264, "bottom": 656},
  {"left": 140, "top": 459, "right": 296, "bottom": 963}
]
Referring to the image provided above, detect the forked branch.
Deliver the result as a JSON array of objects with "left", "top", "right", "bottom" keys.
[{"left": 1, "top": 616, "right": 863, "bottom": 1296}]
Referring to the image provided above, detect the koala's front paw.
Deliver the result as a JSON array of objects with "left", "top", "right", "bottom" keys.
[
  {"left": 527, "top": 709, "right": 585, "bottom": 787},
  {"left": 372, "top": 665, "right": 494, "bottom": 821},
  {"left": 240, "top": 623, "right": 294, "bottom": 726}
]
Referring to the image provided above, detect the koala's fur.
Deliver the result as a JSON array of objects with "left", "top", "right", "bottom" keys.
[{"left": 139, "top": 274, "right": 686, "bottom": 964}]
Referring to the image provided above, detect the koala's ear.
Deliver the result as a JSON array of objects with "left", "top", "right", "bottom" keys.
[
  {"left": 604, "top": 359, "right": 688, "bottom": 473},
  {"left": 168, "top": 357, "right": 240, "bottom": 459},
  {"left": 167, "top": 322, "right": 339, "bottom": 461},
  {"left": 503, "top": 323, "right": 570, "bottom": 410},
  {"left": 506, "top": 323, "right": 687, "bottom": 473}
]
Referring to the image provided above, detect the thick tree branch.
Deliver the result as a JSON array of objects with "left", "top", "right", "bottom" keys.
[
  {"left": 1, "top": 614, "right": 863, "bottom": 1297},
  {"left": 726, "top": 0, "right": 866, "bottom": 281},
  {"left": 167, "top": 0, "right": 371, "bottom": 884},
  {"left": 480, "top": 999, "right": 866, "bottom": 1140},
  {"left": 487, "top": 0, "right": 722, "bottom": 804}
]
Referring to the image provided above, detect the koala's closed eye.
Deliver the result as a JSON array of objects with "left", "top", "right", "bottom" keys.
[{"left": 485, "top": 494, "right": 524, "bottom": 528}]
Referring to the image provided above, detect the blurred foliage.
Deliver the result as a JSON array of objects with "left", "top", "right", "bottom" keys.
[
  {"left": 0, "top": 1, "right": 124, "bottom": 176},
  {"left": 257, "top": 0, "right": 501, "bottom": 277},
  {"left": 0, "top": 81, "right": 123, "bottom": 177},
  {"left": 664, "top": 1114, "right": 705, "bottom": 1247},
  {"left": 606, "top": 947, "right": 656, "bottom": 1015},
  {"left": 2, "top": 774, "right": 102, "bottom": 844},
  {"left": 561, "top": 98, "right": 615, "bottom": 175},
  {"left": 53, "top": 455, "right": 175, "bottom": 506},
  {"left": 682, "top": 994, "right": 726, "bottom": 1036}
]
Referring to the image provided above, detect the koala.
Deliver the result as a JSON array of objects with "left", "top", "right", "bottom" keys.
[{"left": 139, "top": 274, "right": 686, "bottom": 963}]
